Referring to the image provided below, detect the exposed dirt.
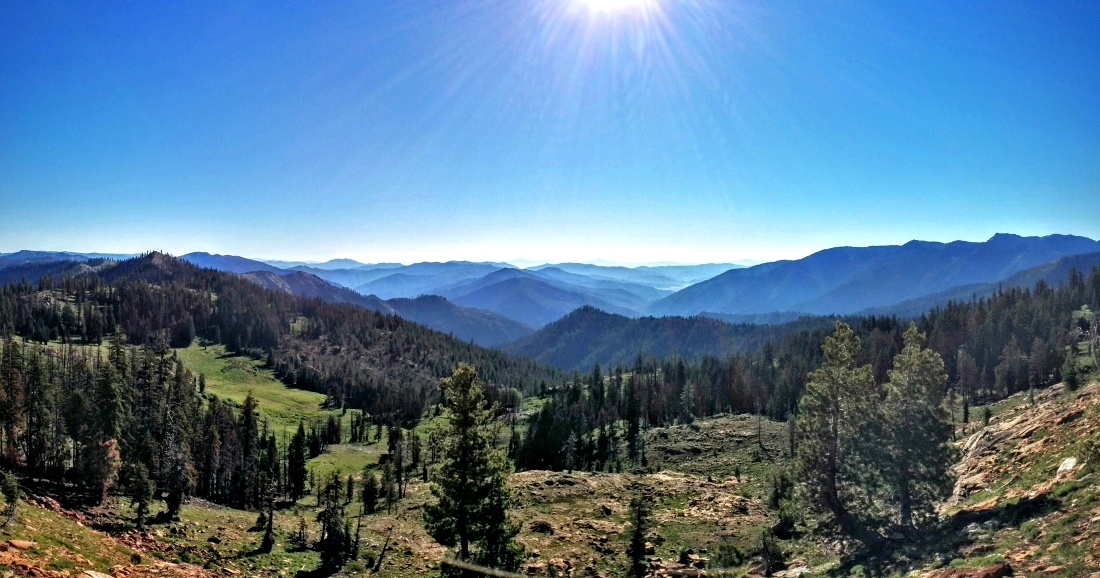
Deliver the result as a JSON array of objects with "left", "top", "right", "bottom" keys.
[{"left": 936, "top": 381, "right": 1100, "bottom": 576}]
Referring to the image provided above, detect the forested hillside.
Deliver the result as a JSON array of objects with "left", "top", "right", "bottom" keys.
[
  {"left": 506, "top": 306, "right": 832, "bottom": 371},
  {"left": 0, "top": 252, "right": 560, "bottom": 421},
  {"left": 515, "top": 267, "right": 1100, "bottom": 474}
]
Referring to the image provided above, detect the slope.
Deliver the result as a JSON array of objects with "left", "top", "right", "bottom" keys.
[
  {"left": 73, "top": 253, "right": 560, "bottom": 419},
  {"left": 353, "top": 261, "right": 506, "bottom": 298},
  {"left": 652, "top": 233, "right": 1100, "bottom": 317},
  {"left": 180, "top": 252, "right": 284, "bottom": 274},
  {"left": 386, "top": 294, "right": 534, "bottom": 346},
  {"left": 862, "top": 250, "right": 1100, "bottom": 317},
  {"left": 449, "top": 274, "right": 638, "bottom": 328},
  {"left": 504, "top": 305, "right": 831, "bottom": 370},
  {"left": 0, "top": 258, "right": 118, "bottom": 285},
  {"left": 240, "top": 270, "right": 532, "bottom": 346},
  {"left": 240, "top": 269, "right": 395, "bottom": 313}
]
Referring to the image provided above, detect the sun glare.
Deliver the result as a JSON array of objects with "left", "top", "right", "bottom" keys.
[{"left": 578, "top": 0, "right": 654, "bottom": 13}]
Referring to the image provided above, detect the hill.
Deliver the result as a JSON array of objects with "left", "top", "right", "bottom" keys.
[
  {"left": 285, "top": 264, "right": 402, "bottom": 289},
  {"left": 386, "top": 294, "right": 534, "bottom": 346},
  {"left": 3, "top": 252, "right": 561, "bottom": 420},
  {"left": 862, "top": 250, "right": 1100, "bottom": 317},
  {"left": 240, "top": 270, "right": 392, "bottom": 310},
  {"left": 353, "top": 261, "right": 506, "bottom": 298},
  {"left": 505, "top": 306, "right": 827, "bottom": 370},
  {"left": 448, "top": 273, "right": 637, "bottom": 328},
  {"left": 239, "top": 269, "right": 530, "bottom": 346},
  {"left": 531, "top": 262, "right": 737, "bottom": 291},
  {"left": 0, "top": 258, "right": 119, "bottom": 285},
  {"left": 0, "top": 250, "right": 133, "bottom": 267},
  {"left": 652, "top": 233, "right": 1100, "bottom": 317},
  {"left": 180, "top": 252, "right": 284, "bottom": 274}
]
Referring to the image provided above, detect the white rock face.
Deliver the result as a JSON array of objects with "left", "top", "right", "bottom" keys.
[{"left": 1057, "top": 456, "right": 1077, "bottom": 474}]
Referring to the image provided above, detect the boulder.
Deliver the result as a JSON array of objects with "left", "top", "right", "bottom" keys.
[{"left": 8, "top": 540, "right": 37, "bottom": 550}]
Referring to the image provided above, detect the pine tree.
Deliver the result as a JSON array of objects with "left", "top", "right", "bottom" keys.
[
  {"left": 361, "top": 471, "right": 379, "bottom": 515},
  {"left": 1063, "top": 348, "right": 1080, "bottom": 391},
  {"left": 882, "top": 324, "right": 956, "bottom": 528},
  {"left": 288, "top": 421, "right": 308, "bottom": 500},
  {"left": 795, "top": 321, "right": 877, "bottom": 535},
  {"left": 317, "top": 474, "right": 349, "bottom": 571},
  {"left": 627, "top": 492, "right": 651, "bottom": 578},
  {"left": 564, "top": 431, "right": 577, "bottom": 474},
  {"left": 423, "top": 363, "right": 524, "bottom": 571},
  {"left": 0, "top": 469, "right": 19, "bottom": 527},
  {"left": 130, "top": 463, "right": 154, "bottom": 529}
]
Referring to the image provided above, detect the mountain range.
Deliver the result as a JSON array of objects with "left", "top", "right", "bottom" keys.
[
  {"left": 3, "top": 234, "right": 1099, "bottom": 355},
  {"left": 650, "top": 233, "right": 1100, "bottom": 317}
]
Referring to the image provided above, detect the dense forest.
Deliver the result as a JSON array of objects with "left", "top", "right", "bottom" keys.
[
  {"left": 0, "top": 253, "right": 561, "bottom": 423},
  {"left": 517, "top": 268, "right": 1100, "bottom": 473}
]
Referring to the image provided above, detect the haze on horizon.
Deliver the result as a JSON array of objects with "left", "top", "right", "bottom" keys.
[{"left": 2, "top": 1, "right": 1098, "bottom": 264}]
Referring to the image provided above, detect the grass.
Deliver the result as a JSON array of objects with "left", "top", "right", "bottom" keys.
[
  {"left": 176, "top": 342, "right": 346, "bottom": 434},
  {"left": 309, "top": 443, "right": 386, "bottom": 478},
  {"left": 0, "top": 499, "right": 137, "bottom": 572}
]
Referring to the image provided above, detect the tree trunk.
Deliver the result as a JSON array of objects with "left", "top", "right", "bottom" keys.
[{"left": 899, "top": 476, "right": 912, "bottom": 528}]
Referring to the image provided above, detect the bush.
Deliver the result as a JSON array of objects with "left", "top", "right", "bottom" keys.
[
  {"left": 712, "top": 541, "right": 747, "bottom": 567},
  {"left": 1020, "top": 520, "right": 1041, "bottom": 541}
]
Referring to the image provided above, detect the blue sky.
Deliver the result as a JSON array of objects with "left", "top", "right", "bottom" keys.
[{"left": 1, "top": 0, "right": 1098, "bottom": 264}]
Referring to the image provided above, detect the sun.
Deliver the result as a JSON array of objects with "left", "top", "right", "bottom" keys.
[{"left": 578, "top": 0, "right": 655, "bottom": 13}]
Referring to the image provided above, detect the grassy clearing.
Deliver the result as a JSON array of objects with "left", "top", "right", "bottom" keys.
[{"left": 176, "top": 343, "right": 344, "bottom": 434}]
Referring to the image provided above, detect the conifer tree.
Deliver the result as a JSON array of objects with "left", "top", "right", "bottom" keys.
[
  {"left": 288, "top": 422, "right": 307, "bottom": 500},
  {"left": 423, "top": 363, "right": 524, "bottom": 572},
  {"left": 627, "top": 492, "right": 651, "bottom": 578},
  {"left": 130, "top": 464, "right": 153, "bottom": 529},
  {"left": 1063, "top": 348, "right": 1080, "bottom": 391},
  {"left": 361, "top": 470, "right": 379, "bottom": 515},
  {"left": 882, "top": 324, "right": 956, "bottom": 528},
  {"left": 795, "top": 321, "right": 877, "bottom": 534}
]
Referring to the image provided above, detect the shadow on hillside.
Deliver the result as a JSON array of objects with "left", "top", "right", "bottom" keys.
[{"left": 828, "top": 493, "right": 1059, "bottom": 576}]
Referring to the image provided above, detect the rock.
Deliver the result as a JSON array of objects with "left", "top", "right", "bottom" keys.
[
  {"left": 930, "top": 563, "right": 1012, "bottom": 578},
  {"left": 686, "top": 554, "right": 708, "bottom": 569},
  {"left": 1057, "top": 457, "right": 1077, "bottom": 474},
  {"left": 8, "top": 540, "right": 37, "bottom": 550},
  {"left": 525, "top": 561, "right": 547, "bottom": 575},
  {"left": 80, "top": 572, "right": 114, "bottom": 578},
  {"left": 1054, "top": 408, "right": 1083, "bottom": 425},
  {"left": 530, "top": 519, "right": 554, "bottom": 534}
]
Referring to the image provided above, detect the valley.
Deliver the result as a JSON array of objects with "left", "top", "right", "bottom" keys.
[
  {"left": 0, "top": 339, "right": 1096, "bottom": 577},
  {"left": 0, "top": 247, "right": 1096, "bottom": 578}
]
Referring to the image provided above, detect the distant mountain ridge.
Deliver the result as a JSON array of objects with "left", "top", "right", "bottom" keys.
[
  {"left": 651, "top": 234, "right": 1100, "bottom": 317},
  {"left": 8, "top": 234, "right": 1099, "bottom": 337},
  {"left": 858, "top": 250, "right": 1100, "bottom": 317},
  {"left": 235, "top": 270, "right": 533, "bottom": 347},
  {"left": 504, "top": 306, "right": 832, "bottom": 371}
]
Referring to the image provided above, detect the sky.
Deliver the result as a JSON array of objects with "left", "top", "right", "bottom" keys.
[{"left": 1, "top": 0, "right": 1098, "bottom": 265}]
